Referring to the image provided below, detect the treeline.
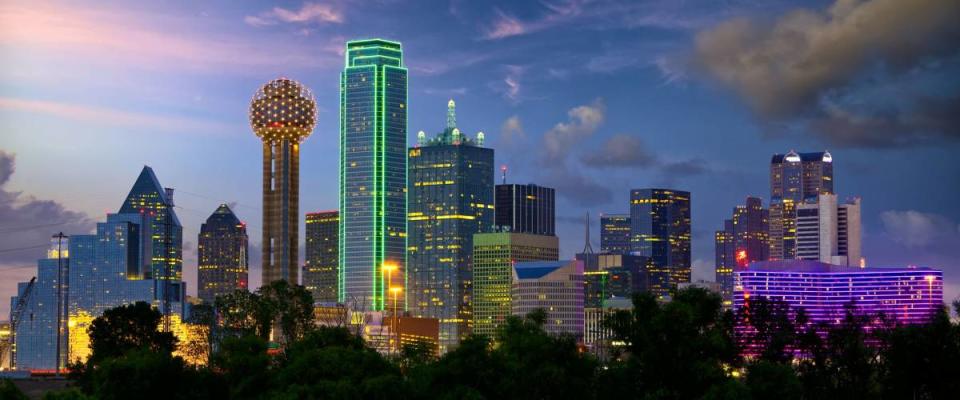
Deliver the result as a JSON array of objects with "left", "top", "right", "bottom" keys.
[{"left": 9, "top": 285, "right": 960, "bottom": 399}]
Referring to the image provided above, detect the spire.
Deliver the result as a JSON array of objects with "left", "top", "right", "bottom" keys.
[
  {"left": 582, "top": 212, "right": 594, "bottom": 254},
  {"left": 446, "top": 99, "right": 456, "bottom": 130}
]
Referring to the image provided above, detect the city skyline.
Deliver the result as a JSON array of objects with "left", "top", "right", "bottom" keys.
[{"left": 2, "top": 0, "right": 959, "bottom": 317}]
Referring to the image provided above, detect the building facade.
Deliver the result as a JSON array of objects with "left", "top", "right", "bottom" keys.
[
  {"left": 495, "top": 184, "right": 555, "bottom": 236},
  {"left": 250, "top": 78, "right": 317, "bottom": 285},
  {"left": 198, "top": 204, "right": 248, "bottom": 304},
  {"left": 407, "top": 99, "right": 494, "bottom": 352},
  {"left": 339, "top": 39, "right": 408, "bottom": 311},
  {"left": 630, "top": 188, "right": 691, "bottom": 298},
  {"left": 12, "top": 167, "right": 187, "bottom": 371},
  {"left": 578, "top": 253, "right": 648, "bottom": 308},
  {"left": 734, "top": 260, "right": 942, "bottom": 330},
  {"left": 769, "top": 151, "right": 833, "bottom": 261},
  {"left": 600, "top": 214, "right": 631, "bottom": 255},
  {"left": 304, "top": 211, "right": 339, "bottom": 303},
  {"left": 715, "top": 196, "right": 769, "bottom": 306},
  {"left": 472, "top": 232, "right": 559, "bottom": 337},
  {"left": 511, "top": 260, "right": 585, "bottom": 339},
  {"left": 795, "top": 194, "right": 861, "bottom": 266}
]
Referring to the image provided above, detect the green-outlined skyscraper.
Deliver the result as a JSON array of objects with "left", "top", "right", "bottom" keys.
[{"left": 339, "top": 39, "right": 408, "bottom": 311}]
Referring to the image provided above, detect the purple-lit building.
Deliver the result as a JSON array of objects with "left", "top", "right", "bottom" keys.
[{"left": 734, "top": 260, "right": 943, "bottom": 327}]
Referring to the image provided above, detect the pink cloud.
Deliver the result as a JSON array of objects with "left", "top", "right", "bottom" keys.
[
  {"left": 0, "top": 2, "right": 340, "bottom": 73},
  {"left": 485, "top": 9, "right": 527, "bottom": 39},
  {"left": 0, "top": 97, "right": 236, "bottom": 134},
  {"left": 245, "top": 2, "right": 344, "bottom": 27}
]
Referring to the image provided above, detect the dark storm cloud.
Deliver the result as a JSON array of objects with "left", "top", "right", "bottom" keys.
[
  {"left": 0, "top": 151, "right": 94, "bottom": 265},
  {"left": 693, "top": 0, "right": 960, "bottom": 147}
]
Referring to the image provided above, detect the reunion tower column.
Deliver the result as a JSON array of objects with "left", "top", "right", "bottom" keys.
[{"left": 249, "top": 78, "right": 317, "bottom": 286}]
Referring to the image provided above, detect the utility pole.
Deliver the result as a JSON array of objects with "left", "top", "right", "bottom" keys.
[{"left": 53, "top": 232, "right": 68, "bottom": 377}]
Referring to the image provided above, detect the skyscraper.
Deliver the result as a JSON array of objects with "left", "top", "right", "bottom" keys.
[
  {"left": 495, "top": 183, "right": 555, "bottom": 235},
  {"left": 600, "top": 214, "right": 631, "bottom": 254},
  {"left": 795, "top": 194, "right": 861, "bottom": 266},
  {"left": 630, "top": 188, "right": 691, "bottom": 298},
  {"left": 715, "top": 197, "right": 769, "bottom": 306},
  {"left": 249, "top": 78, "right": 317, "bottom": 285},
  {"left": 12, "top": 166, "right": 186, "bottom": 370},
  {"left": 198, "top": 204, "right": 248, "bottom": 304},
  {"left": 340, "top": 39, "right": 408, "bottom": 311},
  {"left": 408, "top": 99, "right": 494, "bottom": 351},
  {"left": 304, "top": 211, "right": 339, "bottom": 303},
  {"left": 472, "top": 232, "right": 558, "bottom": 337},
  {"left": 769, "top": 151, "right": 833, "bottom": 260}
]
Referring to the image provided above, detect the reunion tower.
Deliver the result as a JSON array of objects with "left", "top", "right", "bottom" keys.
[{"left": 249, "top": 78, "right": 317, "bottom": 285}]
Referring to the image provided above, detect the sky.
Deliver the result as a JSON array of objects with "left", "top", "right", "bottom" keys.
[{"left": 1, "top": 0, "right": 958, "bottom": 317}]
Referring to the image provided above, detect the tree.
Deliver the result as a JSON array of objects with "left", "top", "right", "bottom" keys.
[
  {"left": 0, "top": 379, "right": 28, "bottom": 400},
  {"left": 736, "top": 296, "right": 798, "bottom": 363},
  {"left": 602, "top": 287, "right": 740, "bottom": 399},
  {"left": 87, "top": 301, "right": 177, "bottom": 364},
  {"left": 214, "top": 281, "right": 315, "bottom": 344},
  {"left": 210, "top": 334, "right": 272, "bottom": 400},
  {"left": 83, "top": 349, "right": 226, "bottom": 400},
  {"left": 878, "top": 306, "right": 960, "bottom": 399}
]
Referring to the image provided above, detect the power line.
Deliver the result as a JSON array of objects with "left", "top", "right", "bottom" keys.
[
  {"left": 0, "top": 243, "right": 49, "bottom": 254},
  {"left": 0, "top": 221, "right": 74, "bottom": 233}
]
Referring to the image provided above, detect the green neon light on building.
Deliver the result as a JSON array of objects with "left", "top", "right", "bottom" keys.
[{"left": 339, "top": 39, "right": 407, "bottom": 311}]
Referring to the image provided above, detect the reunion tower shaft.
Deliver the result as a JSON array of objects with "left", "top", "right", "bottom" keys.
[{"left": 250, "top": 78, "right": 317, "bottom": 285}]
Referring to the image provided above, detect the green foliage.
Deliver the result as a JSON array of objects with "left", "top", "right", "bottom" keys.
[
  {"left": 82, "top": 349, "right": 226, "bottom": 400},
  {"left": 877, "top": 307, "right": 960, "bottom": 399},
  {"left": 87, "top": 301, "right": 177, "bottom": 365},
  {"left": 210, "top": 334, "right": 271, "bottom": 400},
  {"left": 0, "top": 379, "right": 28, "bottom": 400},
  {"left": 42, "top": 388, "right": 95, "bottom": 400},
  {"left": 602, "top": 288, "right": 739, "bottom": 399},
  {"left": 214, "top": 281, "right": 315, "bottom": 343}
]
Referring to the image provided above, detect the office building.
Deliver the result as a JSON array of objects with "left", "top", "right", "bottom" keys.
[
  {"left": 304, "top": 211, "right": 339, "bottom": 303},
  {"left": 734, "top": 260, "right": 942, "bottom": 342},
  {"left": 630, "top": 188, "right": 691, "bottom": 298},
  {"left": 408, "top": 99, "right": 494, "bottom": 352},
  {"left": 339, "top": 39, "right": 408, "bottom": 311},
  {"left": 495, "top": 184, "right": 555, "bottom": 235},
  {"left": 600, "top": 214, "right": 631, "bottom": 254},
  {"left": 250, "top": 78, "right": 317, "bottom": 285},
  {"left": 197, "top": 204, "right": 248, "bottom": 304},
  {"left": 715, "top": 197, "right": 769, "bottom": 306},
  {"left": 584, "top": 297, "right": 632, "bottom": 359},
  {"left": 511, "top": 260, "right": 585, "bottom": 339},
  {"left": 769, "top": 151, "right": 833, "bottom": 260},
  {"left": 795, "top": 194, "right": 861, "bottom": 266},
  {"left": 473, "top": 232, "right": 558, "bottom": 337},
  {"left": 12, "top": 167, "right": 187, "bottom": 370},
  {"left": 578, "top": 253, "right": 648, "bottom": 308}
]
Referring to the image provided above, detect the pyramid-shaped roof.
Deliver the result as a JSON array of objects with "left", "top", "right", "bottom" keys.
[{"left": 118, "top": 166, "right": 181, "bottom": 226}]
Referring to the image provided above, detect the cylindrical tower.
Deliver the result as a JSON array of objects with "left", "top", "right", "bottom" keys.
[{"left": 250, "top": 78, "right": 317, "bottom": 286}]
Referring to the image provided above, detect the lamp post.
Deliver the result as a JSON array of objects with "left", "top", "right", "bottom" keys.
[{"left": 389, "top": 286, "right": 402, "bottom": 353}]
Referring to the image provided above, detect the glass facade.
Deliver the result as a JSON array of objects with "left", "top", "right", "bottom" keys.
[
  {"left": 769, "top": 151, "right": 833, "bottom": 260},
  {"left": 472, "top": 232, "right": 558, "bottom": 337},
  {"left": 599, "top": 214, "right": 630, "bottom": 254},
  {"left": 340, "top": 39, "right": 408, "bottom": 311},
  {"left": 629, "top": 188, "right": 691, "bottom": 298},
  {"left": 715, "top": 197, "right": 769, "bottom": 307},
  {"left": 12, "top": 167, "right": 186, "bottom": 371},
  {"left": 304, "top": 211, "right": 339, "bottom": 303},
  {"left": 495, "top": 184, "right": 555, "bottom": 236},
  {"left": 408, "top": 100, "right": 494, "bottom": 352},
  {"left": 579, "top": 253, "right": 649, "bottom": 308},
  {"left": 198, "top": 204, "right": 248, "bottom": 304}
]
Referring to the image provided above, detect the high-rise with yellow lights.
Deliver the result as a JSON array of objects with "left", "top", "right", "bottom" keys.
[{"left": 249, "top": 78, "right": 317, "bottom": 285}]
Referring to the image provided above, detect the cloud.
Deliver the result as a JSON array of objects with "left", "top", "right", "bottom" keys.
[
  {"left": 488, "top": 65, "right": 527, "bottom": 102},
  {"left": 0, "top": 151, "right": 94, "bottom": 266},
  {"left": 580, "top": 134, "right": 657, "bottom": 168},
  {"left": 693, "top": 0, "right": 960, "bottom": 147},
  {"left": 880, "top": 210, "right": 959, "bottom": 248},
  {"left": 499, "top": 116, "right": 526, "bottom": 147},
  {"left": 245, "top": 2, "right": 344, "bottom": 27},
  {"left": 660, "top": 158, "right": 709, "bottom": 177},
  {"left": 542, "top": 98, "right": 606, "bottom": 164},
  {"left": 484, "top": 8, "right": 527, "bottom": 39},
  {"left": 0, "top": 97, "right": 239, "bottom": 134},
  {"left": 543, "top": 166, "right": 613, "bottom": 207},
  {"left": 0, "top": 2, "right": 340, "bottom": 73}
]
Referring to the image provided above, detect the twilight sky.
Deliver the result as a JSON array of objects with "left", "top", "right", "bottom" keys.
[{"left": 1, "top": 0, "right": 958, "bottom": 317}]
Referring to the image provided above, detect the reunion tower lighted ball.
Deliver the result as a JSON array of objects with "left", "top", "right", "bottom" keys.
[{"left": 249, "top": 77, "right": 317, "bottom": 143}]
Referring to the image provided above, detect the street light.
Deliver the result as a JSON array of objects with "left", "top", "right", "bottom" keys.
[{"left": 389, "top": 286, "right": 402, "bottom": 353}]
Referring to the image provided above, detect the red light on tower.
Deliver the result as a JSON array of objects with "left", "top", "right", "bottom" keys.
[{"left": 735, "top": 249, "right": 748, "bottom": 268}]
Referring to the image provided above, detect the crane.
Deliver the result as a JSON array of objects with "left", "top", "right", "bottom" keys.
[{"left": 2, "top": 277, "right": 37, "bottom": 370}]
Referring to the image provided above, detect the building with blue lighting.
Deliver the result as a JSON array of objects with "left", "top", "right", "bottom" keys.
[{"left": 630, "top": 188, "right": 691, "bottom": 298}]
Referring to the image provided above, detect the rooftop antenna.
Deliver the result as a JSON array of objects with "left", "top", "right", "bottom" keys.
[
  {"left": 501, "top": 165, "right": 507, "bottom": 185},
  {"left": 446, "top": 99, "right": 456, "bottom": 130},
  {"left": 582, "top": 212, "right": 594, "bottom": 254}
]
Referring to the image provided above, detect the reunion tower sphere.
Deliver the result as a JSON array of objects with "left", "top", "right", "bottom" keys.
[{"left": 249, "top": 77, "right": 317, "bottom": 143}]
